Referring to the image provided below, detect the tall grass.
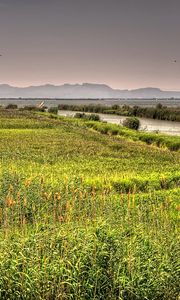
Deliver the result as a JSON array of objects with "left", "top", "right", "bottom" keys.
[
  {"left": 0, "top": 176, "right": 179, "bottom": 299},
  {"left": 0, "top": 109, "right": 179, "bottom": 299}
]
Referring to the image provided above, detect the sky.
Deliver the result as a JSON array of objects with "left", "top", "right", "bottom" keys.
[{"left": 0, "top": 0, "right": 180, "bottom": 90}]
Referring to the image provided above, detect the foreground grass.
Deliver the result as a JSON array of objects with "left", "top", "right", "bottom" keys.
[{"left": 0, "top": 110, "right": 179, "bottom": 299}]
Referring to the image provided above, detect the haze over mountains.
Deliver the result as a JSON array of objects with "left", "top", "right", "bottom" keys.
[{"left": 0, "top": 83, "right": 180, "bottom": 99}]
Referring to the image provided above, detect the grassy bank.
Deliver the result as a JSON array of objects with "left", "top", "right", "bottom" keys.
[
  {"left": 83, "top": 120, "right": 180, "bottom": 152},
  {"left": 0, "top": 110, "right": 179, "bottom": 299}
]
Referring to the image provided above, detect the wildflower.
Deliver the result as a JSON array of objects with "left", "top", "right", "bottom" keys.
[
  {"left": 6, "top": 197, "right": 16, "bottom": 207},
  {"left": 54, "top": 192, "right": 61, "bottom": 201},
  {"left": 177, "top": 205, "right": 180, "bottom": 212},
  {"left": 58, "top": 215, "right": 64, "bottom": 223},
  {"left": 25, "top": 179, "right": 31, "bottom": 187}
]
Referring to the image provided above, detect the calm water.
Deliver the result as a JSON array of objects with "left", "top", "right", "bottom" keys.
[
  {"left": 0, "top": 98, "right": 179, "bottom": 136},
  {"left": 0, "top": 98, "right": 180, "bottom": 107},
  {"left": 58, "top": 110, "right": 180, "bottom": 136}
]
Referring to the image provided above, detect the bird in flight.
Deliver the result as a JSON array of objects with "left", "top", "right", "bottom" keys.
[{"left": 173, "top": 59, "right": 177, "bottom": 63}]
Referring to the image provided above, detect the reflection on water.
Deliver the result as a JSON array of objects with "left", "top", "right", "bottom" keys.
[{"left": 58, "top": 110, "right": 180, "bottom": 136}]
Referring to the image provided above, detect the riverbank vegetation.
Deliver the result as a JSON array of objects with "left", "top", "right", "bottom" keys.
[
  {"left": 4, "top": 101, "right": 180, "bottom": 122},
  {"left": 122, "top": 117, "right": 140, "bottom": 130},
  {"left": 83, "top": 120, "right": 180, "bottom": 152},
  {"left": 74, "top": 112, "right": 101, "bottom": 121},
  {"left": 0, "top": 109, "right": 179, "bottom": 299},
  {"left": 58, "top": 103, "right": 180, "bottom": 122}
]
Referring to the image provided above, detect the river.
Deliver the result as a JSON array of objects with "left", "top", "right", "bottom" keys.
[{"left": 58, "top": 110, "right": 180, "bottom": 136}]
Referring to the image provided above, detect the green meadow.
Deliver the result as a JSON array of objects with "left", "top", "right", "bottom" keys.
[{"left": 0, "top": 109, "right": 179, "bottom": 300}]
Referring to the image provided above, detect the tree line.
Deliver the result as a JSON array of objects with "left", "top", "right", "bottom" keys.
[{"left": 58, "top": 103, "right": 180, "bottom": 122}]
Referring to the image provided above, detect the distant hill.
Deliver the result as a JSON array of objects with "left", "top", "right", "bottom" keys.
[{"left": 0, "top": 83, "right": 180, "bottom": 98}]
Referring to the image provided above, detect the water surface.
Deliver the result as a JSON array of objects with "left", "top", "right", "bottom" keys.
[
  {"left": 58, "top": 110, "right": 180, "bottom": 136},
  {"left": 0, "top": 98, "right": 180, "bottom": 107}
]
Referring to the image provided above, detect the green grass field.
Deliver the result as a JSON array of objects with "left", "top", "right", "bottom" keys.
[{"left": 0, "top": 109, "right": 179, "bottom": 299}]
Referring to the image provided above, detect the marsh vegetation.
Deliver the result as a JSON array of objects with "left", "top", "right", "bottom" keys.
[{"left": 0, "top": 109, "right": 179, "bottom": 299}]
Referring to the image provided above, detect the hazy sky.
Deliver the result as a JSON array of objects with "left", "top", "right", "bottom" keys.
[{"left": 0, "top": 0, "right": 180, "bottom": 89}]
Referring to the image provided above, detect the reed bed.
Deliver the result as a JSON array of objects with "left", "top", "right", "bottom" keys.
[{"left": 0, "top": 110, "right": 179, "bottom": 299}]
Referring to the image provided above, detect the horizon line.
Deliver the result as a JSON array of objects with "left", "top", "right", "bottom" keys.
[{"left": 1, "top": 82, "right": 180, "bottom": 92}]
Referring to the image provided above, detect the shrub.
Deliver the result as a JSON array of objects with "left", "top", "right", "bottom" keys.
[
  {"left": 74, "top": 113, "right": 100, "bottom": 121},
  {"left": 88, "top": 114, "right": 100, "bottom": 121},
  {"left": 74, "top": 112, "right": 86, "bottom": 119},
  {"left": 22, "top": 105, "right": 46, "bottom": 112},
  {"left": 48, "top": 107, "right": 58, "bottom": 114},
  {"left": 5, "top": 104, "right": 18, "bottom": 109},
  {"left": 123, "top": 117, "right": 140, "bottom": 130},
  {"left": 22, "top": 105, "right": 37, "bottom": 111},
  {"left": 139, "top": 133, "right": 155, "bottom": 145},
  {"left": 156, "top": 103, "right": 163, "bottom": 109}
]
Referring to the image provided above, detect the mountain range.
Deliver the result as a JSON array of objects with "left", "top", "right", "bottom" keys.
[{"left": 0, "top": 83, "right": 180, "bottom": 99}]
